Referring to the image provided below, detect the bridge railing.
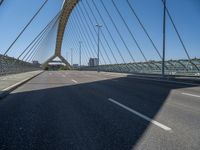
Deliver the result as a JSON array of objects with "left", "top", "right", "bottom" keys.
[
  {"left": 81, "top": 58, "right": 200, "bottom": 76},
  {"left": 0, "top": 55, "right": 41, "bottom": 76}
]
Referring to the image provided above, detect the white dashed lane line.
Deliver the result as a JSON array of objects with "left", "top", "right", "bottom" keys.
[
  {"left": 182, "top": 93, "right": 200, "bottom": 98},
  {"left": 72, "top": 79, "right": 78, "bottom": 84},
  {"left": 108, "top": 98, "right": 172, "bottom": 132}
]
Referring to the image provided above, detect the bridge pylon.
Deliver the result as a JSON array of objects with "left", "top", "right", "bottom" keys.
[
  {"left": 42, "top": 54, "right": 71, "bottom": 69},
  {"left": 42, "top": 0, "right": 79, "bottom": 69}
]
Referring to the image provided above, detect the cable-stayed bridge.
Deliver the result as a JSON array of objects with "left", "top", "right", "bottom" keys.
[
  {"left": 0, "top": 0, "right": 200, "bottom": 76},
  {"left": 0, "top": 0, "right": 200, "bottom": 149}
]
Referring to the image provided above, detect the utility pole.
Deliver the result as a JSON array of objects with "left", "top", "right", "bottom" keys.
[
  {"left": 79, "top": 41, "right": 82, "bottom": 70},
  {"left": 71, "top": 48, "right": 73, "bottom": 67},
  {"left": 96, "top": 24, "right": 102, "bottom": 72},
  {"left": 162, "top": 0, "right": 166, "bottom": 77},
  {"left": 66, "top": 51, "right": 68, "bottom": 61}
]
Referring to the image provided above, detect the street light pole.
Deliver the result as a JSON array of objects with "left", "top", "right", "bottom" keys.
[
  {"left": 79, "top": 41, "right": 82, "bottom": 70},
  {"left": 96, "top": 24, "right": 102, "bottom": 72},
  {"left": 162, "top": 0, "right": 166, "bottom": 77},
  {"left": 66, "top": 51, "right": 68, "bottom": 61},
  {"left": 71, "top": 48, "right": 73, "bottom": 67}
]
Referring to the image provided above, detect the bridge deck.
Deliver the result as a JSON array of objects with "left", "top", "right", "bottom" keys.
[
  {"left": 0, "top": 71, "right": 199, "bottom": 149},
  {"left": 0, "top": 71, "right": 42, "bottom": 97}
]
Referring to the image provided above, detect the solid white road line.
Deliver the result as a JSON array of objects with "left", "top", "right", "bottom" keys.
[
  {"left": 101, "top": 72, "right": 127, "bottom": 77},
  {"left": 100, "top": 72, "right": 200, "bottom": 86},
  {"left": 0, "top": 77, "right": 7, "bottom": 80},
  {"left": 72, "top": 79, "right": 78, "bottom": 83},
  {"left": 127, "top": 76, "right": 200, "bottom": 86},
  {"left": 182, "top": 93, "right": 200, "bottom": 98},
  {"left": 2, "top": 77, "right": 32, "bottom": 91},
  {"left": 108, "top": 98, "right": 172, "bottom": 131}
]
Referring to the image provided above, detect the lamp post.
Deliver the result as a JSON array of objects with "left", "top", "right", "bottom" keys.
[
  {"left": 71, "top": 48, "right": 73, "bottom": 67},
  {"left": 162, "top": 0, "right": 166, "bottom": 77},
  {"left": 96, "top": 24, "right": 102, "bottom": 72},
  {"left": 79, "top": 41, "right": 82, "bottom": 70},
  {"left": 66, "top": 51, "right": 68, "bottom": 61}
]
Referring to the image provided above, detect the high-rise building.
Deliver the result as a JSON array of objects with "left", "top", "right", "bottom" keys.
[{"left": 88, "top": 58, "right": 98, "bottom": 67}]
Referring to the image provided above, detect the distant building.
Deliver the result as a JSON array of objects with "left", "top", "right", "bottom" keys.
[
  {"left": 88, "top": 58, "right": 98, "bottom": 67},
  {"left": 32, "top": 60, "right": 40, "bottom": 66},
  {"left": 73, "top": 64, "right": 79, "bottom": 68}
]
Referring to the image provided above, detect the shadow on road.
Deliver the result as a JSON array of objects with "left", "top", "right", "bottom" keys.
[{"left": 0, "top": 76, "right": 198, "bottom": 150}]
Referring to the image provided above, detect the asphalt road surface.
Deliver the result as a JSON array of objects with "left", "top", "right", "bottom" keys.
[{"left": 0, "top": 71, "right": 200, "bottom": 150}]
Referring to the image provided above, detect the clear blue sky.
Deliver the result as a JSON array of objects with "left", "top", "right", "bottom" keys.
[{"left": 0, "top": 0, "right": 200, "bottom": 65}]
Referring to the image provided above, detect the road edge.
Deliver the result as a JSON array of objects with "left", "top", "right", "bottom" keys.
[{"left": 0, "top": 71, "right": 44, "bottom": 99}]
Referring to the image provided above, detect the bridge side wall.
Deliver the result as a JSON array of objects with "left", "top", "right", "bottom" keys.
[{"left": 0, "top": 55, "right": 40, "bottom": 76}]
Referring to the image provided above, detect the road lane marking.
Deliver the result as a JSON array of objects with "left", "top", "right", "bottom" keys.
[
  {"left": 127, "top": 76, "right": 200, "bottom": 86},
  {"left": 1, "top": 78, "right": 7, "bottom": 80},
  {"left": 2, "top": 77, "right": 32, "bottom": 91},
  {"left": 72, "top": 79, "right": 78, "bottom": 83},
  {"left": 100, "top": 72, "right": 200, "bottom": 86},
  {"left": 182, "top": 93, "right": 200, "bottom": 98},
  {"left": 108, "top": 98, "right": 172, "bottom": 131},
  {"left": 101, "top": 72, "right": 127, "bottom": 77}
]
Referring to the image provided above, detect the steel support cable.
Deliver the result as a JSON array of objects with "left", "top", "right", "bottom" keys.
[
  {"left": 78, "top": 5, "right": 117, "bottom": 72},
  {"left": 9, "top": 14, "right": 56, "bottom": 71},
  {"left": 81, "top": 2, "right": 118, "bottom": 64},
  {"left": 65, "top": 20, "right": 89, "bottom": 64},
  {"left": 71, "top": 17, "right": 104, "bottom": 66},
  {"left": 112, "top": 0, "right": 152, "bottom": 70},
  {"left": 74, "top": 47, "right": 87, "bottom": 66},
  {"left": 68, "top": 16, "right": 92, "bottom": 58},
  {"left": 62, "top": 19, "right": 85, "bottom": 63},
  {"left": 74, "top": 11, "right": 98, "bottom": 57},
  {"left": 22, "top": 15, "right": 59, "bottom": 62},
  {"left": 31, "top": 13, "right": 61, "bottom": 63},
  {"left": 71, "top": 14, "right": 96, "bottom": 58},
  {"left": 126, "top": 0, "right": 170, "bottom": 71},
  {"left": 30, "top": 20, "right": 60, "bottom": 63},
  {"left": 160, "top": 0, "right": 199, "bottom": 71},
  {"left": 17, "top": 11, "right": 61, "bottom": 60},
  {"left": 28, "top": 25, "right": 54, "bottom": 63},
  {"left": 126, "top": 0, "right": 162, "bottom": 60},
  {"left": 3, "top": 0, "right": 49, "bottom": 56},
  {"left": 88, "top": 0, "right": 126, "bottom": 63},
  {"left": 69, "top": 16, "right": 101, "bottom": 65},
  {"left": 75, "top": 8, "right": 107, "bottom": 65},
  {"left": 70, "top": 35, "right": 89, "bottom": 66},
  {"left": 90, "top": 0, "right": 137, "bottom": 71},
  {"left": 77, "top": 5, "right": 112, "bottom": 65},
  {"left": 70, "top": 16, "right": 95, "bottom": 59},
  {"left": 25, "top": 27, "right": 51, "bottom": 62},
  {"left": 81, "top": 2, "right": 122, "bottom": 71},
  {"left": 63, "top": 19, "right": 85, "bottom": 60},
  {"left": 22, "top": 26, "right": 49, "bottom": 62},
  {"left": 89, "top": 0, "right": 135, "bottom": 72},
  {"left": 77, "top": 44, "right": 89, "bottom": 66},
  {"left": 29, "top": 27, "right": 54, "bottom": 63},
  {"left": 26, "top": 15, "right": 59, "bottom": 62},
  {"left": 72, "top": 13, "right": 107, "bottom": 65},
  {"left": 72, "top": 39, "right": 89, "bottom": 64},
  {"left": 99, "top": 0, "right": 142, "bottom": 71}
]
